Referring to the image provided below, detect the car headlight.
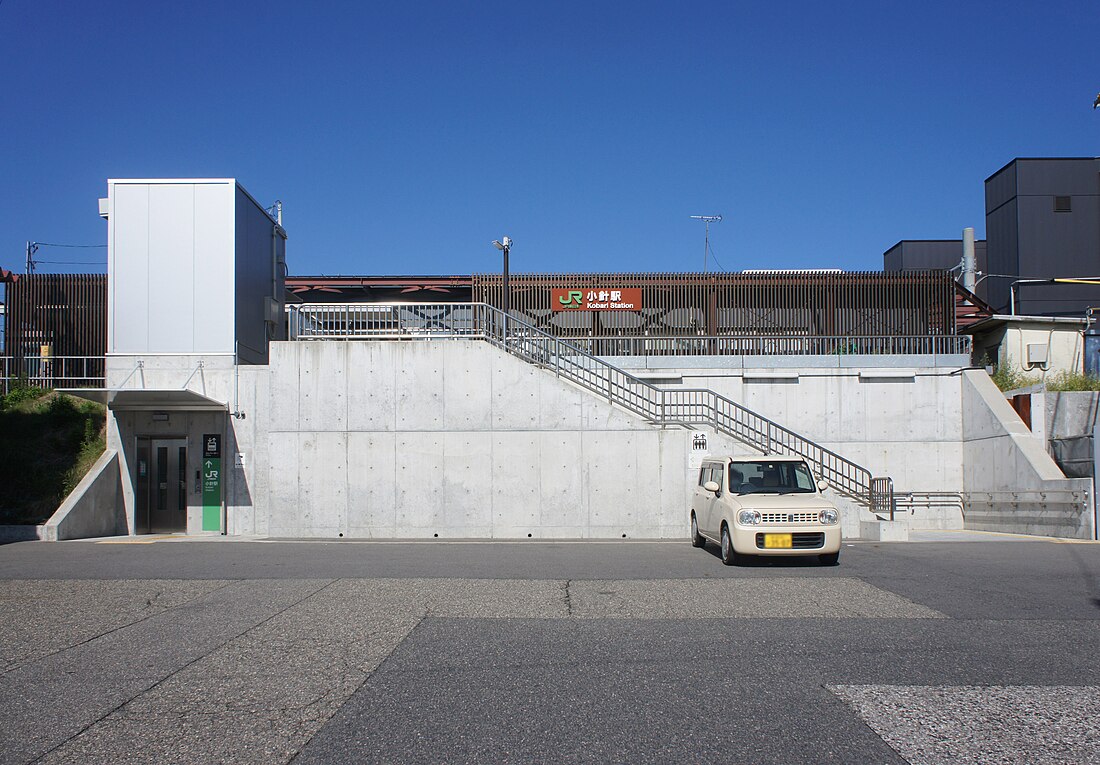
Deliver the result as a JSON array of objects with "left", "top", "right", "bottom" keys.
[
  {"left": 819, "top": 508, "right": 839, "bottom": 525},
  {"left": 737, "top": 509, "right": 761, "bottom": 526}
]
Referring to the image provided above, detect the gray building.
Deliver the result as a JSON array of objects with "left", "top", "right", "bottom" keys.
[
  {"left": 886, "top": 158, "right": 1100, "bottom": 318},
  {"left": 883, "top": 240, "right": 988, "bottom": 302},
  {"left": 985, "top": 158, "right": 1100, "bottom": 316}
]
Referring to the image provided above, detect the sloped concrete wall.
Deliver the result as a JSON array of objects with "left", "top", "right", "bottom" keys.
[
  {"left": 960, "top": 370, "right": 1093, "bottom": 538},
  {"left": 43, "top": 450, "right": 125, "bottom": 541}
]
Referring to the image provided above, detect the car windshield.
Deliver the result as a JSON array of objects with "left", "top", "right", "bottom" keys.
[{"left": 728, "top": 460, "right": 816, "bottom": 494}]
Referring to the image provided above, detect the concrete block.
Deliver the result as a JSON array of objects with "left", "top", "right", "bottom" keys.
[
  {"left": 441, "top": 344, "right": 494, "bottom": 431},
  {"left": 265, "top": 432, "right": 300, "bottom": 537},
  {"left": 491, "top": 354, "right": 540, "bottom": 430},
  {"left": 297, "top": 432, "right": 347, "bottom": 537},
  {"left": 299, "top": 342, "right": 347, "bottom": 431},
  {"left": 538, "top": 373, "right": 585, "bottom": 430},
  {"left": 583, "top": 431, "right": 638, "bottom": 532},
  {"left": 395, "top": 344, "right": 445, "bottom": 431},
  {"left": 657, "top": 430, "right": 688, "bottom": 531},
  {"left": 394, "top": 432, "right": 444, "bottom": 533},
  {"left": 860, "top": 519, "right": 910, "bottom": 542},
  {"left": 491, "top": 432, "right": 540, "bottom": 532},
  {"left": 347, "top": 344, "right": 397, "bottom": 431},
  {"left": 347, "top": 432, "right": 397, "bottom": 536},
  {"left": 538, "top": 431, "right": 586, "bottom": 528},
  {"left": 442, "top": 432, "right": 493, "bottom": 533}
]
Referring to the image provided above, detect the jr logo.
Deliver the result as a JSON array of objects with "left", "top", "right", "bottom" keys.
[{"left": 558, "top": 290, "right": 583, "bottom": 308}]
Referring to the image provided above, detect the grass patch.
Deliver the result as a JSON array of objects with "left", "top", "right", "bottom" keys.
[
  {"left": 1045, "top": 371, "right": 1100, "bottom": 392},
  {"left": 0, "top": 387, "right": 106, "bottom": 525}
]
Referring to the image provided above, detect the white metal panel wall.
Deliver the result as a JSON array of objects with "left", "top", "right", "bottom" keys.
[
  {"left": 147, "top": 185, "right": 195, "bottom": 352},
  {"left": 108, "top": 180, "right": 236, "bottom": 355},
  {"left": 192, "top": 184, "right": 236, "bottom": 352},
  {"left": 109, "top": 184, "right": 150, "bottom": 352}
]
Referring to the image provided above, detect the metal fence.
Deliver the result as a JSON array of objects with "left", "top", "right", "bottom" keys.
[
  {"left": 569, "top": 334, "right": 971, "bottom": 357},
  {"left": 0, "top": 355, "right": 106, "bottom": 395},
  {"left": 473, "top": 271, "right": 958, "bottom": 339},
  {"left": 289, "top": 302, "right": 895, "bottom": 514},
  {"left": 2, "top": 274, "right": 107, "bottom": 381},
  {"left": 288, "top": 304, "right": 969, "bottom": 358}
]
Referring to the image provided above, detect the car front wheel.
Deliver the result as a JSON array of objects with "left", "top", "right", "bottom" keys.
[
  {"left": 819, "top": 551, "right": 840, "bottom": 566},
  {"left": 720, "top": 524, "right": 736, "bottom": 565},
  {"left": 690, "top": 514, "right": 705, "bottom": 548}
]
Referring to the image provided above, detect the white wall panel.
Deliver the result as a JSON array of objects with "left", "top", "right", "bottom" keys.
[
  {"left": 109, "top": 184, "right": 150, "bottom": 353},
  {"left": 193, "top": 183, "right": 235, "bottom": 351},
  {"left": 146, "top": 184, "right": 195, "bottom": 352}
]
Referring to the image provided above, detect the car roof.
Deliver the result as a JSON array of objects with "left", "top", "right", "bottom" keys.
[{"left": 705, "top": 455, "right": 807, "bottom": 463}]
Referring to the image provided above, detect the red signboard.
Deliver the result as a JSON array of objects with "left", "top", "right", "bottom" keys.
[{"left": 551, "top": 288, "right": 643, "bottom": 311}]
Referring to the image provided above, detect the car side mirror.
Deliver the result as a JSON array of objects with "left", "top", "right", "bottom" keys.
[
  {"left": 817, "top": 479, "right": 829, "bottom": 493},
  {"left": 703, "top": 480, "right": 720, "bottom": 495}
]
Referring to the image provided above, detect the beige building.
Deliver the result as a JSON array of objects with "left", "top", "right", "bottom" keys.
[{"left": 967, "top": 315, "right": 1088, "bottom": 378}]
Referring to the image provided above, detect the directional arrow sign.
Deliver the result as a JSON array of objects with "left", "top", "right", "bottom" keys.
[{"left": 202, "top": 434, "right": 222, "bottom": 532}]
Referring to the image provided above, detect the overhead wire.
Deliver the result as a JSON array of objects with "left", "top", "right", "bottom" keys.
[{"left": 32, "top": 242, "right": 106, "bottom": 248}]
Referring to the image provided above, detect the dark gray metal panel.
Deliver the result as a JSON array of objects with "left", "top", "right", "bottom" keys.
[
  {"left": 1015, "top": 158, "right": 1100, "bottom": 196},
  {"left": 234, "top": 186, "right": 285, "bottom": 365},
  {"left": 986, "top": 160, "right": 1017, "bottom": 213},
  {"left": 883, "top": 242, "right": 904, "bottom": 271},
  {"left": 883, "top": 242, "right": 988, "bottom": 303},
  {"left": 985, "top": 199, "right": 1019, "bottom": 311},
  {"left": 1014, "top": 161, "right": 1100, "bottom": 316}
]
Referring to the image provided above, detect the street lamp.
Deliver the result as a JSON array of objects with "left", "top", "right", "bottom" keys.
[{"left": 492, "top": 236, "right": 512, "bottom": 325}]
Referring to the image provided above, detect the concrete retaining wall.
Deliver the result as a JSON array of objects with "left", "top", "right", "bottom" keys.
[
  {"left": 100, "top": 340, "right": 1097, "bottom": 540},
  {"left": 960, "top": 371, "right": 1093, "bottom": 538},
  {"left": 43, "top": 450, "right": 126, "bottom": 541},
  {"left": 228, "top": 341, "right": 754, "bottom": 539},
  {"left": 616, "top": 360, "right": 967, "bottom": 531}
]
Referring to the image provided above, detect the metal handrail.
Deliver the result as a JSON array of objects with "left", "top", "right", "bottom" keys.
[
  {"left": 569, "top": 334, "right": 971, "bottom": 357},
  {"left": 1, "top": 355, "right": 107, "bottom": 394},
  {"left": 289, "top": 302, "right": 895, "bottom": 514}
]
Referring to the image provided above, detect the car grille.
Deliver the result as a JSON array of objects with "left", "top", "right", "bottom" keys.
[
  {"left": 755, "top": 532, "right": 825, "bottom": 550},
  {"left": 759, "top": 512, "right": 819, "bottom": 524}
]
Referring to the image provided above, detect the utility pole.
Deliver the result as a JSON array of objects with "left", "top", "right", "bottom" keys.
[
  {"left": 25, "top": 241, "right": 37, "bottom": 274},
  {"left": 690, "top": 215, "right": 722, "bottom": 272}
]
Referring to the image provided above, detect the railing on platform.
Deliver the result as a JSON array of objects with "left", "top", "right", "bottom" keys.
[
  {"left": 572, "top": 334, "right": 972, "bottom": 358},
  {"left": 287, "top": 304, "right": 969, "bottom": 357},
  {"left": 288, "top": 302, "right": 896, "bottom": 514},
  {"left": 0, "top": 356, "right": 106, "bottom": 395}
]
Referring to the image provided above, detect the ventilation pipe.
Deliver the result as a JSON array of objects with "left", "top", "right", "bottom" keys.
[{"left": 961, "top": 227, "right": 977, "bottom": 293}]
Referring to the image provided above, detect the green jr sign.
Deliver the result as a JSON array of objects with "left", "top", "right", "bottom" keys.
[{"left": 201, "top": 433, "right": 222, "bottom": 532}]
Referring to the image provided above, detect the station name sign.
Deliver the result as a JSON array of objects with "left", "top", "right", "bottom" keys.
[{"left": 551, "top": 288, "right": 643, "bottom": 311}]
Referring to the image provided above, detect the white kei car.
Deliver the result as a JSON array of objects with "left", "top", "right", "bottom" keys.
[{"left": 691, "top": 455, "right": 842, "bottom": 566}]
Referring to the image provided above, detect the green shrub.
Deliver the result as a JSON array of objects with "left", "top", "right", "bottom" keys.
[
  {"left": 1045, "top": 371, "right": 1100, "bottom": 392},
  {"left": 2, "top": 383, "right": 47, "bottom": 409},
  {"left": 990, "top": 364, "right": 1040, "bottom": 392}
]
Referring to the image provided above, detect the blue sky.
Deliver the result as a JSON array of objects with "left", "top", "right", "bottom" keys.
[{"left": 1, "top": 1, "right": 1097, "bottom": 278}]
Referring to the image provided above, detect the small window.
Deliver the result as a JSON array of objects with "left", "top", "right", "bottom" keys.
[
  {"left": 1054, "top": 196, "right": 1072, "bottom": 213},
  {"left": 709, "top": 465, "right": 724, "bottom": 490},
  {"left": 698, "top": 465, "right": 709, "bottom": 486}
]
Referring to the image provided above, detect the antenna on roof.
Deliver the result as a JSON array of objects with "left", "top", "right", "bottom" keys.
[{"left": 689, "top": 215, "right": 722, "bottom": 273}]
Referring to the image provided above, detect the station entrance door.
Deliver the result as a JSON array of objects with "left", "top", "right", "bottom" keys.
[{"left": 135, "top": 438, "right": 188, "bottom": 533}]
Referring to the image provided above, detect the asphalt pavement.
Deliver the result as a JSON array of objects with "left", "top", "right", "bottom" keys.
[{"left": 2, "top": 535, "right": 1100, "bottom": 764}]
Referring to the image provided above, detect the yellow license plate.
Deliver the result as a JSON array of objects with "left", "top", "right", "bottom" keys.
[{"left": 763, "top": 533, "right": 792, "bottom": 549}]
